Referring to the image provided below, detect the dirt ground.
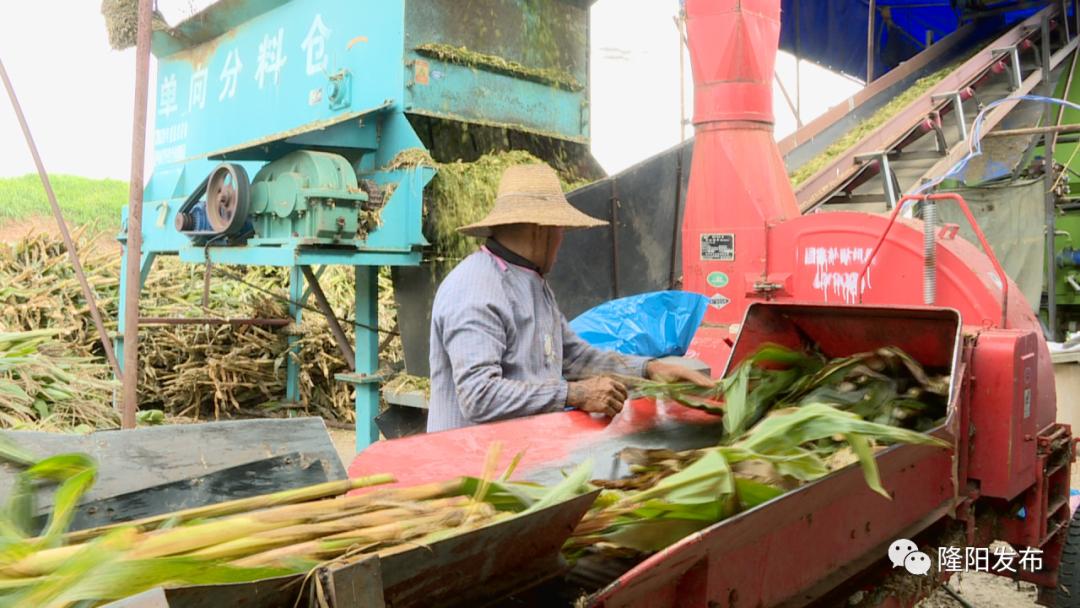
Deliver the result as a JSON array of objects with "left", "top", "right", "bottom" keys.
[
  {"left": 0, "top": 216, "right": 120, "bottom": 255},
  {"left": 917, "top": 572, "right": 1040, "bottom": 607},
  {"left": 327, "top": 427, "right": 358, "bottom": 469}
]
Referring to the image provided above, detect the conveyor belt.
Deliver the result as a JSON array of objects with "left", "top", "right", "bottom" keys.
[{"left": 796, "top": 4, "right": 1078, "bottom": 212}]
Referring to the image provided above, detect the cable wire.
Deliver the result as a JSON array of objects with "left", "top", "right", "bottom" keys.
[{"left": 914, "top": 94, "right": 1080, "bottom": 201}]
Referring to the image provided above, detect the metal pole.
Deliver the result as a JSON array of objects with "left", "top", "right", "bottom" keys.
[
  {"left": 121, "top": 0, "right": 154, "bottom": 429},
  {"left": 138, "top": 318, "right": 291, "bottom": 327},
  {"left": 354, "top": 266, "right": 380, "bottom": 451},
  {"left": 0, "top": 59, "right": 123, "bottom": 381},
  {"left": 795, "top": 0, "right": 802, "bottom": 124},
  {"left": 985, "top": 123, "right": 1080, "bottom": 138},
  {"left": 867, "top": 0, "right": 878, "bottom": 83},
  {"left": 1043, "top": 13, "right": 1060, "bottom": 340},
  {"left": 300, "top": 266, "right": 356, "bottom": 371},
  {"left": 774, "top": 71, "right": 803, "bottom": 127},
  {"left": 675, "top": 13, "right": 687, "bottom": 142}
]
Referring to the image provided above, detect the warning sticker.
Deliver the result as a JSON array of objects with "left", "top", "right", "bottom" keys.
[
  {"left": 701, "top": 233, "right": 735, "bottom": 261},
  {"left": 709, "top": 293, "right": 731, "bottom": 310}
]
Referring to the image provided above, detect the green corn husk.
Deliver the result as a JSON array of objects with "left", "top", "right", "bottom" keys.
[
  {"left": 59, "top": 474, "right": 398, "bottom": 544},
  {"left": 574, "top": 344, "right": 952, "bottom": 557},
  {"left": 191, "top": 496, "right": 469, "bottom": 561},
  {"left": 0, "top": 438, "right": 559, "bottom": 607}
]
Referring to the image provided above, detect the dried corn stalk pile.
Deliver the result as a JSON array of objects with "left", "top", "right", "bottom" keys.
[
  {"left": 0, "top": 232, "right": 402, "bottom": 427},
  {"left": 99, "top": 0, "right": 170, "bottom": 50},
  {"left": 569, "top": 344, "right": 951, "bottom": 555}
]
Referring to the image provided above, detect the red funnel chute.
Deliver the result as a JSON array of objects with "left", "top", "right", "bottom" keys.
[{"left": 681, "top": 0, "right": 800, "bottom": 323}]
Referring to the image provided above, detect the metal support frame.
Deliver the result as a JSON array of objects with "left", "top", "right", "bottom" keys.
[
  {"left": 354, "top": 266, "right": 380, "bottom": 450},
  {"left": 610, "top": 180, "right": 621, "bottom": 299},
  {"left": 138, "top": 318, "right": 290, "bottom": 327},
  {"left": 796, "top": 7, "right": 1058, "bottom": 211},
  {"left": 855, "top": 151, "right": 901, "bottom": 209},
  {"left": 794, "top": 0, "right": 802, "bottom": 125},
  {"left": 120, "top": 0, "right": 153, "bottom": 429},
  {"left": 931, "top": 91, "right": 970, "bottom": 142},
  {"left": 1063, "top": 0, "right": 1072, "bottom": 42},
  {"left": 1043, "top": 13, "right": 1060, "bottom": 340},
  {"left": 300, "top": 266, "right": 356, "bottom": 372},
  {"left": 867, "top": 0, "right": 878, "bottom": 83},
  {"left": 774, "top": 71, "right": 803, "bottom": 127},
  {"left": 991, "top": 45, "right": 1025, "bottom": 90},
  {"left": 919, "top": 38, "right": 1080, "bottom": 198},
  {"left": 286, "top": 267, "right": 304, "bottom": 405}
]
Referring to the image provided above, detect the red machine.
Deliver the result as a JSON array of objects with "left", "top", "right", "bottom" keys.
[{"left": 352, "top": 0, "right": 1077, "bottom": 604}]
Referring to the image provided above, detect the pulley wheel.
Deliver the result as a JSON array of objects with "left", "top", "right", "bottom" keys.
[{"left": 206, "top": 163, "right": 251, "bottom": 235}]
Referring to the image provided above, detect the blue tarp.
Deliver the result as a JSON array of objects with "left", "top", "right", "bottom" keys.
[
  {"left": 779, "top": 1, "right": 1038, "bottom": 81},
  {"left": 569, "top": 291, "right": 708, "bottom": 357}
]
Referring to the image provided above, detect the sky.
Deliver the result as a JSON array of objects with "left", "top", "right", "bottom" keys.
[{"left": 0, "top": 0, "right": 862, "bottom": 180}]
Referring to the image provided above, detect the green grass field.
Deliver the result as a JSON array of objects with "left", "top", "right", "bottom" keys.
[{"left": 0, "top": 174, "right": 128, "bottom": 230}]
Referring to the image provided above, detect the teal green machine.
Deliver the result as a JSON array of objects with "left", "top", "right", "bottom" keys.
[{"left": 119, "top": 0, "right": 593, "bottom": 449}]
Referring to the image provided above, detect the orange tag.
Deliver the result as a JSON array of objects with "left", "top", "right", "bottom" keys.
[{"left": 414, "top": 59, "right": 430, "bottom": 86}]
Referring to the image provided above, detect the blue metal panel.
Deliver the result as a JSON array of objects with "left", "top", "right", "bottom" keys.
[
  {"left": 174, "top": 245, "right": 421, "bottom": 267},
  {"left": 354, "top": 266, "right": 379, "bottom": 450},
  {"left": 404, "top": 58, "right": 588, "bottom": 141},
  {"left": 287, "top": 266, "right": 304, "bottom": 403},
  {"left": 151, "top": 0, "right": 404, "bottom": 169}
]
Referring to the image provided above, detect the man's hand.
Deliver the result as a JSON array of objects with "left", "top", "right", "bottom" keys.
[
  {"left": 567, "top": 377, "right": 629, "bottom": 417},
  {"left": 646, "top": 360, "right": 714, "bottom": 387}
]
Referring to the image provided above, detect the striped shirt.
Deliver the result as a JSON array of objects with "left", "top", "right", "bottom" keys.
[{"left": 426, "top": 247, "right": 650, "bottom": 432}]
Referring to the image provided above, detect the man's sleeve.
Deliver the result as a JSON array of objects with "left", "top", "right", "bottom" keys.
[
  {"left": 561, "top": 316, "right": 651, "bottom": 380},
  {"left": 442, "top": 298, "right": 568, "bottom": 424}
]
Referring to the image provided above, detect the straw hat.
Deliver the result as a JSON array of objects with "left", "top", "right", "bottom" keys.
[{"left": 457, "top": 163, "right": 607, "bottom": 237}]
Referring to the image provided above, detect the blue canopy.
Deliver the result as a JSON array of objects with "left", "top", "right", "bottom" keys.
[{"left": 779, "top": 1, "right": 1042, "bottom": 81}]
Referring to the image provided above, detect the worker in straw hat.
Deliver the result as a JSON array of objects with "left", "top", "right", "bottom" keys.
[{"left": 426, "top": 163, "right": 711, "bottom": 432}]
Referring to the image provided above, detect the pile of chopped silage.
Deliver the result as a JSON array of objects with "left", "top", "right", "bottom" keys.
[
  {"left": 789, "top": 65, "right": 957, "bottom": 188},
  {"left": 386, "top": 148, "right": 591, "bottom": 266}
]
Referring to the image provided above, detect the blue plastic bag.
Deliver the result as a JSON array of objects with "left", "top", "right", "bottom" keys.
[{"left": 569, "top": 291, "right": 708, "bottom": 357}]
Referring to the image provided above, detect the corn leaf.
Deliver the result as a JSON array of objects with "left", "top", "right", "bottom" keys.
[
  {"left": 26, "top": 454, "right": 95, "bottom": 483},
  {"left": 601, "top": 517, "right": 713, "bottom": 553},
  {"left": 721, "top": 445, "right": 829, "bottom": 482},
  {"left": 0, "top": 435, "right": 34, "bottom": 467},
  {"left": 737, "top": 403, "right": 950, "bottom": 455},
  {"left": 721, "top": 365, "right": 752, "bottom": 436},
  {"left": 627, "top": 449, "right": 734, "bottom": 505},
  {"left": 845, "top": 433, "right": 887, "bottom": 498},
  {"left": 44, "top": 556, "right": 294, "bottom": 603},
  {"left": 526, "top": 460, "right": 594, "bottom": 513},
  {"left": 734, "top": 478, "right": 785, "bottom": 509},
  {"left": 3, "top": 475, "right": 33, "bottom": 539},
  {"left": 40, "top": 468, "right": 97, "bottom": 545}
]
